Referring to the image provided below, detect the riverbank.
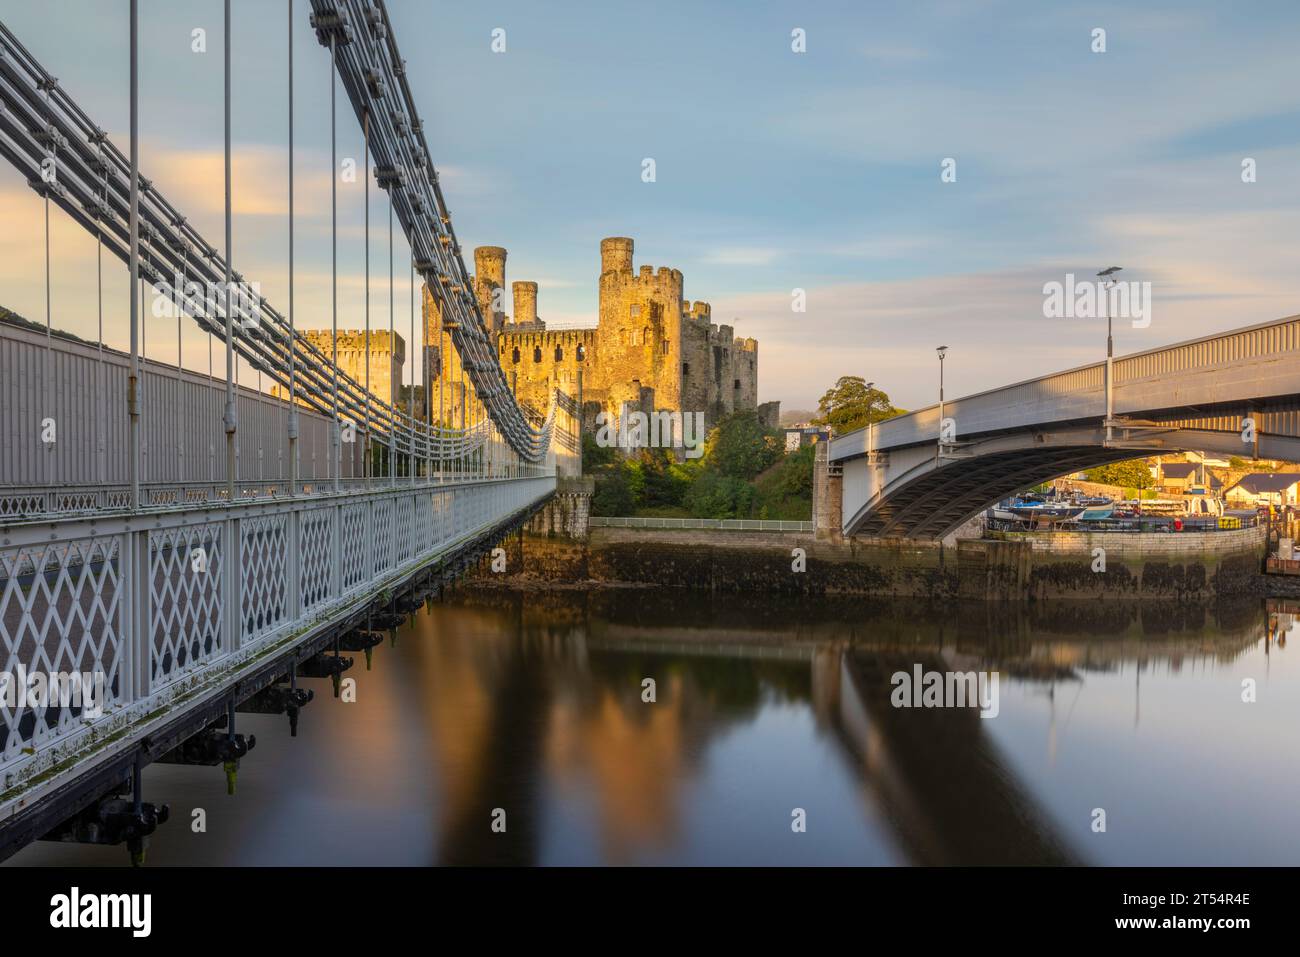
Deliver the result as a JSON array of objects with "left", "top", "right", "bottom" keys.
[{"left": 485, "top": 513, "right": 1271, "bottom": 600}]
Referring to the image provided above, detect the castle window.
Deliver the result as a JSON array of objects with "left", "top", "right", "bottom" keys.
[
  {"left": 642, "top": 326, "right": 650, "bottom": 347},
  {"left": 682, "top": 362, "right": 690, "bottom": 376},
  {"left": 577, "top": 344, "right": 586, "bottom": 361},
  {"left": 511, "top": 347, "right": 520, "bottom": 364},
  {"left": 533, "top": 346, "right": 542, "bottom": 363},
  {"left": 661, "top": 339, "right": 669, "bottom": 355},
  {"left": 630, "top": 304, "right": 641, "bottom": 318},
  {"left": 734, "top": 378, "right": 740, "bottom": 389},
  {"left": 554, "top": 345, "right": 563, "bottom": 361}
]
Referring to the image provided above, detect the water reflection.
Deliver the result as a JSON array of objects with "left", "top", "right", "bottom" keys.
[{"left": 9, "top": 592, "right": 1299, "bottom": 866}]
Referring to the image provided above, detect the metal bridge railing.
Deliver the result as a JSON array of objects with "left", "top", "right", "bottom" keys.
[
  {"left": 0, "top": 474, "right": 555, "bottom": 803},
  {"left": 833, "top": 313, "right": 1300, "bottom": 457}
]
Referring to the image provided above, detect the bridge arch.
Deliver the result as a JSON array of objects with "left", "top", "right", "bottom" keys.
[{"left": 829, "top": 315, "right": 1300, "bottom": 539}]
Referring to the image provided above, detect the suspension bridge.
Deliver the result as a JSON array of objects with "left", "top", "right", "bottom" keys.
[{"left": 0, "top": 1, "right": 580, "bottom": 862}]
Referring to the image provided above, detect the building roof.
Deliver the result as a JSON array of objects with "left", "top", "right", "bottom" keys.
[
  {"left": 1228, "top": 473, "right": 1300, "bottom": 494},
  {"left": 1160, "top": 463, "right": 1199, "bottom": 479}
]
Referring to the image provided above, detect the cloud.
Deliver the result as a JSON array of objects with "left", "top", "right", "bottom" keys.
[{"left": 715, "top": 244, "right": 1300, "bottom": 411}]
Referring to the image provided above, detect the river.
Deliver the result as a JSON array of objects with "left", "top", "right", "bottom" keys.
[{"left": 9, "top": 589, "right": 1299, "bottom": 866}]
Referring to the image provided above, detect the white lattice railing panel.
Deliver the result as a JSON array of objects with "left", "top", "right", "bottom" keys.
[
  {"left": 240, "top": 515, "right": 289, "bottom": 641},
  {"left": 395, "top": 495, "right": 414, "bottom": 565},
  {"left": 299, "top": 508, "right": 333, "bottom": 614},
  {"left": 149, "top": 524, "right": 224, "bottom": 688},
  {"left": 340, "top": 503, "right": 368, "bottom": 592},
  {"left": 373, "top": 500, "right": 394, "bottom": 574},
  {"left": 431, "top": 491, "right": 451, "bottom": 550},
  {"left": 0, "top": 493, "right": 45, "bottom": 518},
  {"left": 0, "top": 536, "right": 125, "bottom": 764},
  {"left": 52, "top": 492, "right": 100, "bottom": 512},
  {"left": 0, "top": 475, "right": 557, "bottom": 787},
  {"left": 415, "top": 493, "right": 435, "bottom": 555}
]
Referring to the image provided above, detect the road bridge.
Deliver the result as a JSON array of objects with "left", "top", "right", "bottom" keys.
[{"left": 827, "top": 315, "right": 1300, "bottom": 539}]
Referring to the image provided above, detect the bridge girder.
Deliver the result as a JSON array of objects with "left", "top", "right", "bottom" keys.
[{"left": 842, "top": 420, "right": 1300, "bottom": 540}]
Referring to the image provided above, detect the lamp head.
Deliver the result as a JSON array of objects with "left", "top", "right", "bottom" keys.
[{"left": 936, "top": 346, "right": 948, "bottom": 360}]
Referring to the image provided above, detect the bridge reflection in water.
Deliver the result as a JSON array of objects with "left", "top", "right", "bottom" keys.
[{"left": 7, "top": 592, "right": 1293, "bottom": 867}]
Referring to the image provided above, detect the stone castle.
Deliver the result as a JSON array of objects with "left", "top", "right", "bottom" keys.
[
  {"left": 286, "top": 329, "right": 406, "bottom": 407},
  {"left": 424, "top": 237, "right": 777, "bottom": 439},
  {"left": 290, "top": 236, "right": 776, "bottom": 444}
]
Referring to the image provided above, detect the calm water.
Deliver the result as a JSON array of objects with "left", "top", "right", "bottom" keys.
[{"left": 9, "top": 590, "right": 1300, "bottom": 866}]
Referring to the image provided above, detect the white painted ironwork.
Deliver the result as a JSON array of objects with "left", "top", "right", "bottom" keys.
[{"left": 1, "top": 474, "right": 556, "bottom": 807}]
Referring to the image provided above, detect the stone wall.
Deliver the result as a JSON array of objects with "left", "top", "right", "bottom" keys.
[
  {"left": 496, "top": 521, "right": 1269, "bottom": 600},
  {"left": 282, "top": 329, "right": 405, "bottom": 407}
]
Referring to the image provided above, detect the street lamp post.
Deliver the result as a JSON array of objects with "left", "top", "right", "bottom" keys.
[
  {"left": 936, "top": 346, "right": 948, "bottom": 453},
  {"left": 1098, "top": 266, "right": 1122, "bottom": 443},
  {"left": 865, "top": 381, "right": 875, "bottom": 458}
]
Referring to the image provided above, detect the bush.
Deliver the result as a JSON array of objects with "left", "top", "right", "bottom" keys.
[
  {"left": 684, "top": 471, "right": 754, "bottom": 519},
  {"left": 752, "top": 444, "right": 815, "bottom": 519},
  {"left": 582, "top": 432, "right": 619, "bottom": 471},
  {"left": 703, "top": 410, "right": 783, "bottom": 479},
  {"left": 581, "top": 411, "right": 809, "bottom": 520},
  {"left": 591, "top": 467, "right": 635, "bottom": 516}
]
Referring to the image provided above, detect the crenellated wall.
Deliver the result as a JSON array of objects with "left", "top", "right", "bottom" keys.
[
  {"left": 293, "top": 237, "right": 770, "bottom": 438},
  {"left": 411, "top": 236, "right": 772, "bottom": 435}
]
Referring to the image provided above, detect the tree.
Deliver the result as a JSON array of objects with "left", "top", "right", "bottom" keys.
[
  {"left": 1084, "top": 458, "right": 1153, "bottom": 489},
  {"left": 813, "top": 376, "right": 903, "bottom": 434},
  {"left": 702, "top": 410, "right": 783, "bottom": 479},
  {"left": 684, "top": 471, "right": 754, "bottom": 519},
  {"left": 581, "top": 432, "right": 619, "bottom": 472}
]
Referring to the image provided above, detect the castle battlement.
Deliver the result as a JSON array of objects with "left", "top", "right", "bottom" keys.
[{"left": 425, "top": 234, "right": 774, "bottom": 436}]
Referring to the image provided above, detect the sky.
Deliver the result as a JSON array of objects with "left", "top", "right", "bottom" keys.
[{"left": 1, "top": 0, "right": 1298, "bottom": 412}]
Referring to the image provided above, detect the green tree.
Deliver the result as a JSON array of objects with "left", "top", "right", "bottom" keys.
[
  {"left": 752, "top": 444, "right": 816, "bottom": 520},
  {"left": 582, "top": 432, "right": 619, "bottom": 472},
  {"left": 1084, "top": 458, "right": 1153, "bottom": 489},
  {"left": 591, "top": 466, "right": 635, "bottom": 515},
  {"left": 684, "top": 471, "right": 754, "bottom": 519},
  {"left": 813, "top": 376, "right": 903, "bottom": 434},
  {"left": 702, "top": 410, "right": 783, "bottom": 479}
]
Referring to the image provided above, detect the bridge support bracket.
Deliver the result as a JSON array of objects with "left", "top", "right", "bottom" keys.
[
  {"left": 339, "top": 629, "right": 385, "bottom": 670},
  {"left": 237, "top": 683, "right": 314, "bottom": 737},
  {"left": 155, "top": 726, "right": 256, "bottom": 767},
  {"left": 39, "top": 794, "right": 170, "bottom": 867}
]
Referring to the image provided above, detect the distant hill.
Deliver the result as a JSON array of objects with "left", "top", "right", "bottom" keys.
[
  {"left": 779, "top": 408, "right": 815, "bottom": 427},
  {"left": 0, "top": 305, "right": 95, "bottom": 346}
]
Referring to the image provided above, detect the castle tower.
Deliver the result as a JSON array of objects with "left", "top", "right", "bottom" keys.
[
  {"left": 596, "top": 236, "right": 683, "bottom": 421},
  {"left": 512, "top": 281, "right": 538, "bottom": 325},
  {"left": 473, "top": 245, "right": 508, "bottom": 333},
  {"left": 600, "top": 237, "right": 634, "bottom": 276}
]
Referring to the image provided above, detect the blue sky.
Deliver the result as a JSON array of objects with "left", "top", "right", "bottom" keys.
[{"left": 2, "top": 0, "right": 1298, "bottom": 410}]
